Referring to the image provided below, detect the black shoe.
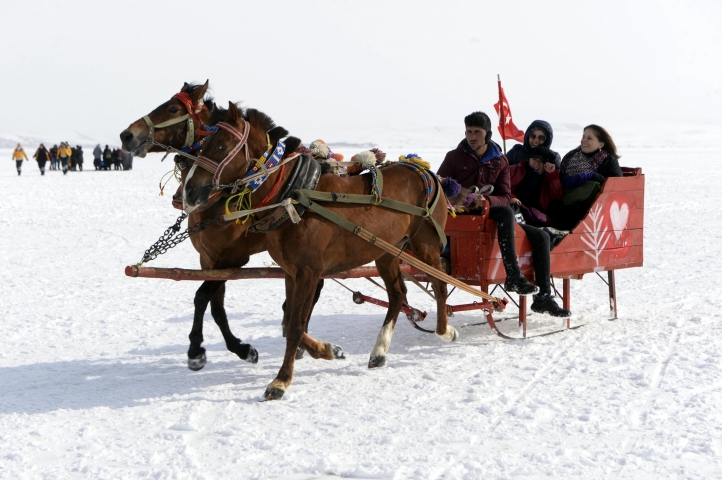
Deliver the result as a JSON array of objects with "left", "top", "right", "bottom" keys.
[
  {"left": 504, "top": 274, "right": 539, "bottom": 295},
  {"left": 531, "top": 293, "right": 571, "bottom": 317},
  {"left": 541, "top": 227, "right": 569, "bottom": 248}
]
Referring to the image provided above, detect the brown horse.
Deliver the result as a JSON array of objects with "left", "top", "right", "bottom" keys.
[
  {"left": 120, "top": 82, "right": 328, "bottom": 370},
  {"left": 184, "top": 102, "right": 454, "bottom": 401}
]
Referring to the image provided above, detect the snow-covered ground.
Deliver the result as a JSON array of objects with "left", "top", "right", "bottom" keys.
[{"left": 1, "top": 146, "right": 721, "bottom": 479}]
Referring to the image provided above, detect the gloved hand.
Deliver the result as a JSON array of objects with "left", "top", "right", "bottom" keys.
[{"left": 591, "top": 172, "right": 606, "bottom": 183}]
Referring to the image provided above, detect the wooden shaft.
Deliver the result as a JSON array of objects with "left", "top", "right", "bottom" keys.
[
  {"left": 353, "top": 227, "right": 501, "bottom": 302},
  {"left": 125, "top": 265, "right": 414, "bottom": 281}
]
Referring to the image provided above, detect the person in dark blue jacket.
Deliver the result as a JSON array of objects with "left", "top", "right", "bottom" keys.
[{"left": 506, "top": 120, "right": 562, "bottom": 169}]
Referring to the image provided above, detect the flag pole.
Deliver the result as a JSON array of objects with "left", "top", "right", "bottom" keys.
[{"left": 497, "top": 74, "right": 507, "bottom": 155}]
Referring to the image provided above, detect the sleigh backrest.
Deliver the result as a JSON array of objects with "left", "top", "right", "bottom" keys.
[{"left": 443, "top": 168, "right": 644, "bottom": 289}]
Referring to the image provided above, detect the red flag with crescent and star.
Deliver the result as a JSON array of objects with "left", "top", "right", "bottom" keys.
[{"left": 493, "top": 83, "right": 525, "bottom": 143}]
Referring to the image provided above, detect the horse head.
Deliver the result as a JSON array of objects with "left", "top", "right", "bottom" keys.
[
  {"left": 120, "top": 80, "right": 212, "bottom": 157},
  {"left": 182, "top": 101, "right": 293, "bottom": 213}
]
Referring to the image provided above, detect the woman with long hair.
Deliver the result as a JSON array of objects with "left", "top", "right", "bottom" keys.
[{"left": 550, "top": 125, "right": 623, "bottom": 230}]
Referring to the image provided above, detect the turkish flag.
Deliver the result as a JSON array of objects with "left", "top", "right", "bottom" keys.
[{"left": 493, "top": 85, "right": 525, "bottom": 143}]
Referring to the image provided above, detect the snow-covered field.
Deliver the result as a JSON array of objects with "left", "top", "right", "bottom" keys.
[{"left": 2, "top": 147, "right": 721, "bottom": 479}]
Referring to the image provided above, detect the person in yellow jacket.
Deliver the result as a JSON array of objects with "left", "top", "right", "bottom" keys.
[
  {"left": 12, "top": 143, "right": 28, "bottom": 176},
  {"left": 57, "top": 142, "right": 72, "bottom": 175}
]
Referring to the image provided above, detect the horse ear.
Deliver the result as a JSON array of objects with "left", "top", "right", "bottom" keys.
[
  {"left": 228, "top": 102, "right": 239, "bottom": 123},
  {"left": 189, "top": 80, "right": 209, "bottom": 104},
  {"left": 181, "top": 82, "right": 190, "bottom": 93}
]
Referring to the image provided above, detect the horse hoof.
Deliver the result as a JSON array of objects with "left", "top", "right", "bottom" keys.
[
  {"left": 368, "top": 355, "right": 386, "bottom": 368},
  {"left": 295, "top": 347, "right": 305, "bottom": 360},
  {"left": 188, "top": 352, "right": 207, "bottom": 371},
  {"left": 263, "top": 387, "right": 285, "bottom": 401},
  {"left": 241, "top": 344, "right": 259, "bottom": 364},
  {"left": 332, "top": 345, "right": 345, "bottom": 360},
  {"left": 229, "top": 340, "right": 258, "bottom": 364},
  {"left": 437, "top": 326, "right": 459, "bottom": 343}
]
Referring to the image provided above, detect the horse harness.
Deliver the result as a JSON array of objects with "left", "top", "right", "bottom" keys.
[
  {"left": 144, "top": 92, "right": 206, "bottom": 154},
  {"left": 147, "top": 119, "right": 448, "bottom": 262}
]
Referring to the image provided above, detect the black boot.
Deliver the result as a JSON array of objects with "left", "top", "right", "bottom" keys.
[
  {"left": 531, "top": 293, "right": 571, "bottom": 317},
  {"left": 504, "top": 274, "right": 539, "bottom": 295}
]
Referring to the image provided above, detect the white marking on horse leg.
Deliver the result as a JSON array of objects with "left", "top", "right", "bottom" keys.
[
  {"left": 370, "top": 321, "right": 396, "bottom": 358},
  {"left": 437, "top": 323, "right": 458, "bottom": 343}
]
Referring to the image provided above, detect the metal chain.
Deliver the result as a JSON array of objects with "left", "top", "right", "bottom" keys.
[{"left": 138, "top": 212, "right": 224, "bottom": 265}]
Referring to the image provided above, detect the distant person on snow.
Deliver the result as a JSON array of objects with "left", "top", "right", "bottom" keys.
[
  {"left": 73, "top": 145, "right": 84, "bottom": 171},
  {"left": 437, "top": 111, "right": 571, "bottom": 318},
  {"left": 50, "top": 144, "right": 58, "bottom": 170},
  {"left": 57, "top": 142, "right": 72, "bottom": 175},
  {"left": 33, "top": 144, "right": 51, "bottom": 175},
  {"left": 93, "top": 144, "right": 102, "bottom": 170},
  {"left": 69, "top": 145, "right": 76, "bottom": 171},
  {"left": 121, "top": 150, "right": 133, "bottom": 170},
  {"left": 506, "top": 120, "right": 562, "bottom": 169},
  {"left": 102, "top": 145, "right": 112, "bottom": 170},
  {"left": 12, "top": 143, "right": 28, "bottom": 176},
  {"left": 113, "top": 148, "right": 123, "bottom": 170}
]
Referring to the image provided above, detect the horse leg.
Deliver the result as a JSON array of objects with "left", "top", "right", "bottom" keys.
[
  {"left": 368, "top": 254, "right": 407, "bottom": 368},
  {"left": 265, "top": 270, "right": 337, "bottom": 400},
  {"left": 187, "top": 280, "right": 223, "bottom": 371},
  {"left": 410, "top": 226, "right": 455, "bottom": 342},
  {"left": 282, "top": 279, "right": 325, "bottom": 360},
  {"left": 209, "top": 281, "right": 258, "bottom": 364}
]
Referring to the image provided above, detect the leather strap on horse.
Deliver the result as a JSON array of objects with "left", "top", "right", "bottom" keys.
[
  {"left": 295, "top": 164, "right": 446, "bottom": 250},
  {"left": 292, "top": 192, "right": 501, "bottom": 304}
]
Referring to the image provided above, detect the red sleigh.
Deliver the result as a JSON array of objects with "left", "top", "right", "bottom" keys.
[{"left": 440, "top": 167, "right": 643, "bottom": 336}]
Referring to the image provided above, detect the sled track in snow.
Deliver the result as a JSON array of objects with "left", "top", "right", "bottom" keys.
[
  {"left": 612, "top": 329, "right": 682, "bottom": 478},
  {"left": 430, "top": 325, "right": 586, "bottom": 479}
]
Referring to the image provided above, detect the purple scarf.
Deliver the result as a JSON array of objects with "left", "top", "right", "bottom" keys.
[{"left": 560, "top": 146, "right": 608, "bottom": 177}]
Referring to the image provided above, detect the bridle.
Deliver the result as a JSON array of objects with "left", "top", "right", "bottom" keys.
[
  {"left": 143, "top": 92, "right": 208, "bottom": 160},
  {"left": 192, "top": 120, "right": 296, "bottom": 193},
  {"left": 193, "top": 120, "right": 252, "bottom": 189}
]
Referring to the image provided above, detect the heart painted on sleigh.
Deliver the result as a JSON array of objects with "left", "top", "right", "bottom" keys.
[{"left": 609, "top": 201, "right": 629, "bottom": 239}]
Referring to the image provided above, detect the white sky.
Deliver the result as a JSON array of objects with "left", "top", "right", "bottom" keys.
[{"left": 2, "top": 0, "right": 720, "bottom": 144}]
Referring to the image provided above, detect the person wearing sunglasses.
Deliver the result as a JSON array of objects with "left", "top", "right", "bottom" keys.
[{"left": 507, "top": 120, "right": 561, "bottom": 169}]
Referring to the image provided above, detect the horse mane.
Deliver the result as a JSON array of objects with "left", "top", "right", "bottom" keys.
[
  {"left": 207, "top": 103, "right": 297, "bottom": 150},
  {"left": 207, "top": 103, "right": 231, "bottom": 126}
]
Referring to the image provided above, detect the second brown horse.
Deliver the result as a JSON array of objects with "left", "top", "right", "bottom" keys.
[{"left": 184, "top": 102, "right": 454, "bottom": 400}]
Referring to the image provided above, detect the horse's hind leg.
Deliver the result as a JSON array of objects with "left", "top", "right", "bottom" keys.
[
  {"left": 282, "top": 280, "right": 325, "bottom": 359},
  {"left": 188, "top": 280, "right": 223, "bottom": 371},
  {"left": 409, "top": 225, "right": 455, "bottom": 342},
  {"left": 368, "top": 254, "right": 407, "bottom": 368},
  {"left": 209, "top": 281, "right": 258, "bottom": 364}
]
